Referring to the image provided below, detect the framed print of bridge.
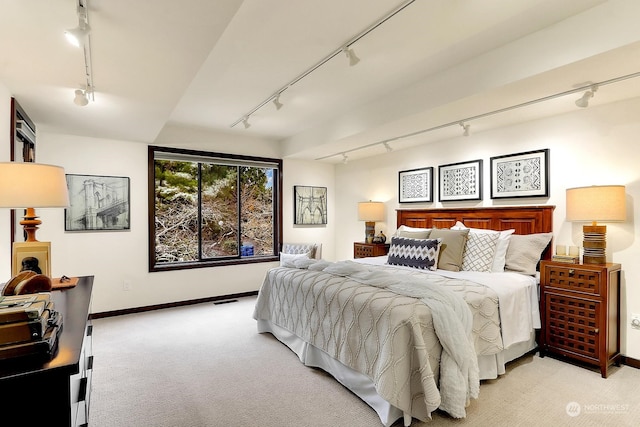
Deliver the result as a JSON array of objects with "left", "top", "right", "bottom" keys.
[
  {"left": 65, "top": 174, "right": 130, "bottom": 231},
  {"left": 294, "top": 185, "right": 327, "bottom": 225}
]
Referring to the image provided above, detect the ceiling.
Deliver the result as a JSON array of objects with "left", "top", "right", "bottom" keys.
[{"left": 1, "top": 0, "right": 640, "bottom": 163}]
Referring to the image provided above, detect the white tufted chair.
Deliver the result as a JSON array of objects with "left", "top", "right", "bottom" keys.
[{"left": 281, "top": 243, "right": 322, "bottom": 260}]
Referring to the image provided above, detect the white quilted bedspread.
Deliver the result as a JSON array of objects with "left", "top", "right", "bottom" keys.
[{"left": 252, "top": 260, "right": 518, "bottom": 421}]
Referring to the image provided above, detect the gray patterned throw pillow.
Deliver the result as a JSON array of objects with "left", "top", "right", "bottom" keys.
[{"left": 387, "top": 237, "right": 442, "bottom": 271}]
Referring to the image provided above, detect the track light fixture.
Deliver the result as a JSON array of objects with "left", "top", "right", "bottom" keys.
[
  {"left": 342, "top": 153, "right": 348, "bottom": 164},
  {"left": 65, "top": 4, "right": 91, "bottom": 47},
  {"left": 273, "top": 94, "right": 283, "bottom": 110},
  {"left": 460, "top": 122, "right": 470, "bottom": 137},
  {"left": 230, "top": 0, "right": 416, "bottom": 129},
  {"left": 575, "top": 84, "right": 598, "bottom": 108},
  {"left": 73, "top": 88, "right": 90, "bottom": 106},
  {"left": 66, "top": 0, "right": 95, "bottom": 106},
  {"left": 343, "top": 46, "right": 360, "bottom": 67},
  {"left": 315, "top": 71, "right": 640, "bottom": 162},
  {"left": 242, "top": 117, "right": 251, "bottom": 129},
  {"left": 383, "top": 142, "right": 393, "bottom": 152}
]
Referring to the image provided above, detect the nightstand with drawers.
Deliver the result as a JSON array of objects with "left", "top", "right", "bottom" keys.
[
  {"left": 539, "top": 261, "right": 621, "bottom": 378},
  {"left": 354, "top": 242, "right": 390, "bottom": 258}
]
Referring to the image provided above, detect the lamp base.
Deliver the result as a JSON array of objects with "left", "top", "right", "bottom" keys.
[
  {"left": 582, "top": 224, "right": 606, "bottom": 264},
  {"left": 365, "top": 221, "right": 375, "bottom": 243},
  {"left": 19, "top": 207, "right": 41, "bottom": 242}
]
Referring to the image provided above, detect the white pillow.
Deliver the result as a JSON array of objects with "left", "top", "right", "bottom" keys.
[
  {"left": 451, "top": 221, "right": 515, "bottom": 272},
  {"left": 280, "top": 252, "right": 310, "bottom": 267},
  {"left": 460, "top": 231, "right": 499, "bottom": 272},
  {"left": 492, "top": 238, "right": 512, "bottom": 272}
]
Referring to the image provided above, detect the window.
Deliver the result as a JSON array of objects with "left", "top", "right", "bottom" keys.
[{"left": 148, "top": 146, "right": 282, "bottom": 271}]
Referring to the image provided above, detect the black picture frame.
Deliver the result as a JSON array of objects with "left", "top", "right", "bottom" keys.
[
  {"left": 398, "top": 167, "right": 434, "bottom": 203},
  {"left": 438, "top": 159, "right": 482, "bottom": 201},
  {"left": 490, "top": 149, "right": 550, "bottom": 199},
  {"left": 65, "top": 174, "right": 131, "bottom": 231},
  {"left": 293, "top": 185, "right": 327, "bottom": 225}
]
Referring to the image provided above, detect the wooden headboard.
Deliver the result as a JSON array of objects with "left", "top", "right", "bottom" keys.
[{"left": 397, "top": 205, "right": 555, "bottom": 260}]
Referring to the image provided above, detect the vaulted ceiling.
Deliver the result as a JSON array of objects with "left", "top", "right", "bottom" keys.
[{"left": 1, "top": 0, "right": 639, "bottom": 163}]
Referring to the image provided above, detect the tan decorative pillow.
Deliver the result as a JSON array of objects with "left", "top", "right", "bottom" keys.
[
  {"left": 394, "top": 225, "right": 432, "bottom": 239},
  {"left": 429, "top": 228, "right": 470, "bottom": 271},
  {"left": 504, "top": 232, "right": 553, "bottom": 275}
]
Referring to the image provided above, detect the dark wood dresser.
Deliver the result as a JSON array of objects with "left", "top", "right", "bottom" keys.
[
  {"left": 0, "top": 276, "right": 94, "bottom": 426},
  {"left": 539, "top": 261, "right": 620, "bottom": 377}
]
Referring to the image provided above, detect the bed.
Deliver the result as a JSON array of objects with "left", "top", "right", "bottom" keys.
[{"left": 254, "top": 206, "right": 554, "bottom": 426}]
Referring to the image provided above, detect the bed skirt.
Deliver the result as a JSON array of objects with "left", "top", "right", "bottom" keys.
[{"left": 257, "top": 319, "right": 537, "bottom": 426}]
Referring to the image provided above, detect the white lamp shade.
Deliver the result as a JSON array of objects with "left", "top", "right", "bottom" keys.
[
  {"left": 358, "top": 201, "right": 384, "bottom": 222},
  {"left": 0, "top": 162, "right": 70, "bottom": 208},
  {"left": 566, "top": 185, "right": 626, "bottom": 222}
]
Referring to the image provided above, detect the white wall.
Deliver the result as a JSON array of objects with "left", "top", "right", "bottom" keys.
[
  {"left": 15, "top": 130, "right": 336, "bottom": 315},
  {"left": 282, "top": 159, "right": 336, "bottom": 261},
  {"left": 27, "top": 131, "right": 285, "bottom": 314},
  {"left": 334, "top": 97, "right": 640, "bottom": 360}
]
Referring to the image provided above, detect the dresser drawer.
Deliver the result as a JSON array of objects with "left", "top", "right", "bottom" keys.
[
  {"left": 543, "top": 264, "right": 604, "bottom": 295},
  {"left": 545, "top": 293, "right": 600, "bottom": 359},
  {"left": 354, "top": 244, "right": 374, "bottom": 258}
]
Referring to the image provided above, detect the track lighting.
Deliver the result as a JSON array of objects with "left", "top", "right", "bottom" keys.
[
  {"left": 575, "top": 85, "right": 598, "bottom": 108},
  {"left": 73, "top": 88, "right": 90, "bottom": 106},
  {"left": 273, "top": 94, "right": 283, "bottom": 110},
  {"left": 67, "top": 1, "right": 95, "bottom": 107},
  {"left": 316, "top": 71, "right": 640, "bottom": 162},
  {"left": 65, "top": 4, "right": 91, "bottom": 47},
  {"left": 65, "top": 25, "right": 90, "bottom": 47},
  {"left": 342, "top": 153, "right": 348, "bottom": 164},
  {"left": 230, "top": 1, "right": 416, "bottom": 129},
  {"left": 242, "top": 117, "right": 251, "bottom": 129},
  {"left": 460, "top": 122, "right": 470, "bottom": 137},
  {"left": 343, "top": 46, "right": 360, "bottom": 66},
  {"left": 383, "top": 142, "right": 393, "bottom": 152}
]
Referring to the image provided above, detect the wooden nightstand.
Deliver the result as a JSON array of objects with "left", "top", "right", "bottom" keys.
[
  {"left": 354, "top": 242, "right": 390, "bottom": 258},
  {"left": 539, "top": 261, "right": 621, "bottom": 378}
]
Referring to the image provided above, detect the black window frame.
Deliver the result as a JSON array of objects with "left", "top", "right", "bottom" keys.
[{"left": 148, "top": 145, "right": 282, "bottom": 272}]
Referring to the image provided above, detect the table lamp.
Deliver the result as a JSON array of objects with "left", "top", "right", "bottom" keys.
[
  {"left": 357, "top": 201, "right": 384, "bottom": 243},
  {"left": 0, "top": 162, "right": 70, "bottom": 242},
  {"left": 565, "top": 185, "right": 626, "bottom": 264}
]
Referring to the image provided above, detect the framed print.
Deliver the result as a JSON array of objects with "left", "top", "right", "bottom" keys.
[
  {"left": 399, "top": 167, "right": 434, "bottom": 203},
  {"left": 438, "top": 159, "right": 482, "bottom": 201},
  {"left": 65, "top": 174, "right": 131, "bottom": 231},
  {"left": 294, "top": 186, "right": 327, "bottom": 225},
  {"left": 12, "top": 241, "right": 51, "bottom": 277},
  {"left": 490, "top": 149, "right": 549, "bottom": 199}
]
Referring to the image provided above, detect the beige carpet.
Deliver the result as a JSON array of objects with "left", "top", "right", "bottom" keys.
[{"left": 89, "top": 296, "right": 640, "bottom": 427}]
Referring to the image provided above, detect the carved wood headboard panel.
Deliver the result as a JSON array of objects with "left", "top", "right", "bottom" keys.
[{"left": 396, "top": 205, "right": 555, "bottom": 260}]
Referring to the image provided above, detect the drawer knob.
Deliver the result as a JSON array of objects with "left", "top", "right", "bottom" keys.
[
  {"left": 594, "top": 328, "right": 599, "bottom": 334},
  {"left": 568, "top": 269, "right": 575, "bottom": 276}
]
